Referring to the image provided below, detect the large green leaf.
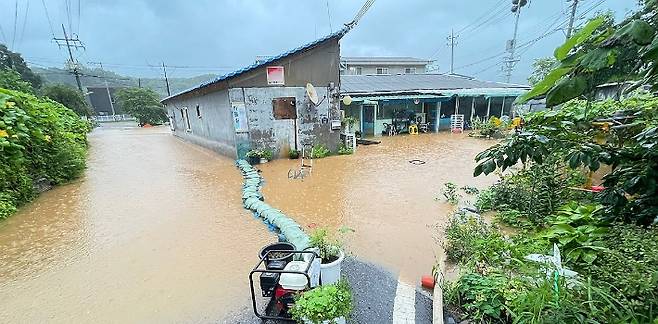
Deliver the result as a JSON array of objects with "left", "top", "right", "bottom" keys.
[
  {"left": 641, "top": 35, "right": 658, "bottom": 60},
  {"left": 545, "top": 76, "right": 588, "bottom": 107},
  {"left": 618, "top": 19, "right": 655, "bottom": 46},
  {"left": 517, "top": 67, "right": 571, "bottom": 103},
  {"left": 580, "top": 48, "right": 618, "bottom": 71},
  {"left": 554, "top": 16, "right": 606, "bottom": 61}
]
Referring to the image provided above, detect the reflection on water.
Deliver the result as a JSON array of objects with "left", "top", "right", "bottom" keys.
[
  {"left": 258, "top": 133, "right": 496, "bottom": 283},
  {"left": 0, "top": 123, "right": 273, "bottom": 323}
]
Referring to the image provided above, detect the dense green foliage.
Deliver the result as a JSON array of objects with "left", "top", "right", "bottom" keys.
[
  {"left": 450, "top": 6, "right": 658, "bottom": 318},
  {"left": 311, "top": 144, "right": 330, "bottom": 158},
  {"left": 0, "top": 88, "right": 90, "bottom": 219},
  {"left": 114, "top": 87, "right": 167, "bottom": 126},
  {"left": 476, "top": 94, "right": 658, "bottom": 225},
  {"left": 0, "top": 44, "right": 42, "bottom": 90},
  {"left": 42, "top": 84, "right": 92, "bottom": 117},
  {"left": 290, "top": 279, "right": 353, "bottom": 323},
  {"left": 0, "top": 69, "right": 33, "bottom": 93}
]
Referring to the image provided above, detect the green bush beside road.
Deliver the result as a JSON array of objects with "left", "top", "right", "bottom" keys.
[{"left": 0, "top": 88, "right": 90, "bottom": 219}]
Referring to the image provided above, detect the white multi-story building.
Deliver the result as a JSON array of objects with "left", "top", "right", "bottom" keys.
[{"left": 340, "top": 56, "right": 434, "bottom": 75}]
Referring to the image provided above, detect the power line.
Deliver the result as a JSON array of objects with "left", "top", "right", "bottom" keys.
[
  {"left": 40, "top": 0, "right": 56, "bottom": 38},
  {"left": 12, "top": 0, "right": 18, "bottom": 48},
  {"left": 18, "top": 0, "right": 30, "bottom": 50},
  {"left": 456, "top": 0, "right": 507, "bottom": 34}
]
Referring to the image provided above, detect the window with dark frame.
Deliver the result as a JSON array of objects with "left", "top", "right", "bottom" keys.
[
  {"left": 376, "top": 67, "right": 388, "bottom": 75},
  {"left": 272, "top": 97, "right": 297, "bottom": 120},
  {"left": 196, "top": 104, "right": 201, "bottom": 118},
  {"left": 405, "top": 67, "right": 416, "bottom": 74}
]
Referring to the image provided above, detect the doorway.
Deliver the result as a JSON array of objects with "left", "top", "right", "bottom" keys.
[{"left": 362, "top": 105, "right": 376, "bottom": 136}]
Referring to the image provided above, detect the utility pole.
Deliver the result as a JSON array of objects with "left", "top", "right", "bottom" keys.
[
  {"left": 54, "top": 24, "right": 85, "bottom": 93},
  {"left": 446, "top": 29, "right": 459, "bottom": 74},
  {"left": 89, "top": 61, "right": 116, "bottom": 116},
  {"left": 162, "top": 62, "right": 171, "bottom": 96},
  {"left": 138, "top": 78, "right": 141, "bottom": 88},
  {"left": 566, "top": 0, "right": 579, "bottom": 39},
  {"left": 503, "top": 0, "right": 526, "bottom": 83}
]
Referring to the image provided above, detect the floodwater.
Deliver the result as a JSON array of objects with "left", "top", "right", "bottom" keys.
[
  {"left": 0, "top": 122, "right": 273, "bottom": 323},
  {"left": 258, "top": 133, "right": 496, "bottom": 283},
  {"left": 0, "top": 125, "right": 495, "bottom": 323}
]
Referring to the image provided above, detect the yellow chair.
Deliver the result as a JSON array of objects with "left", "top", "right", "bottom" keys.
[{"left": 409, "top": 124, "right": 419, "bottom": 135}]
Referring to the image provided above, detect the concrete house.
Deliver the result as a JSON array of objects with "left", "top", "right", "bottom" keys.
[
  {"left": 162, "top": 27, "right": 350, "bottom": 159},
  {"left": 340, "top": 56, "right": 433, "bottom": 75},
  {"left": 341, "top": 73, "right": 529, "bottom": 136}
]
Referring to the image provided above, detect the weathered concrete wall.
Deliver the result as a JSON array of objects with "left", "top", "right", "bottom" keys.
[
  {"left": 166, "top": 89, "right": 237, "bottom": 157},
  {"left": 228, "top": 85, "right": 340, "bottom": 159}
]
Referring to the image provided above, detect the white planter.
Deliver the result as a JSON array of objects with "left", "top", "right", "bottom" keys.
[
  {"left": 304, "top": 316, "right": 346, "bottom": 324},
  {"left": 320, "top": 249, "right": 344, "bottom": 285},
  {"left": 260, "top": 158, "right": 269, "bottom": 163}
]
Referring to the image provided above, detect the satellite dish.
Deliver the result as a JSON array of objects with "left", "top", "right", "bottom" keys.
[
  {"left": 306, "top": 83, "right": 319, "bottom": 105},
  {"left": 342, "top": 95, "right": 353, "bottom": 106}
]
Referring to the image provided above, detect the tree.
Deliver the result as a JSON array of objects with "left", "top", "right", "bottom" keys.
[
  {"left": 0, "top": 44, "right": 42, "bottom": 90},
  {"left": 476, "top": 2, "right": 658, "bottom": 225},
  {"left": 0, "top": 69, "right": 33, "bottom": 93},
  {"left": 42, "top": 84, "right": 92, "bottom": 117},
  {"left": 527, "top": 57, "right": 557, "bottom": 86},
  {"left": 114, "top": 87, "right": 167, "bottom": 125}
]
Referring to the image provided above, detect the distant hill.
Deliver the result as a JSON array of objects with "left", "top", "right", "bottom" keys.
[{"left": 33, "top": 66, "right": 218, "bottom": 98}]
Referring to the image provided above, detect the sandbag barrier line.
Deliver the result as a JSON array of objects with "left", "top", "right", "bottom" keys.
[{"left": 236, "top": 160, "right": 310, "bottom": 251}]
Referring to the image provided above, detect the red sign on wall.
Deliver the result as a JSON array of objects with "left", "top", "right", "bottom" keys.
[{"left": 266, "top": 66, "right": 285, "bottom": 85}]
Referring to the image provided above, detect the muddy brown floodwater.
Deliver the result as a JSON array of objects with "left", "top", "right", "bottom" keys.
[
  {"left": 0, "top": 124, "right": 495, "bottom": 323},
  {"left": 0, "top": 123, "right": 273, "bottom": 323},
  {"left": 259, "top": 133, "right": 496, "bottom": 283}
]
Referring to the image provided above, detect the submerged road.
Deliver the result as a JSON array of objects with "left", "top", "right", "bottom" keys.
[{"left": 0, "top": 123, "right": 274, "bottom": 323}]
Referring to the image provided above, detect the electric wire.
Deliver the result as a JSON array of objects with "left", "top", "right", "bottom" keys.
[
  {"left": 326, "top": 0, "right": 332, "bottom": 32},
  {"left": 18, "top": 0, "right": 30, "bottom": 50},
  {"left": 12, "top": 0, "right": 18, "bottom": 48},
  {"left": 41, "top": 0, "right": 56, "bottom": 38}
]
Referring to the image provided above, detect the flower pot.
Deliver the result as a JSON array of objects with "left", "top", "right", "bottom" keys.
[
  {"left": 304, "top": 317, "right": 346, "bottom": 324},
  {"left": 320, "top": 249, "right": 344, "bottom": 285},
  {"left": 260, "top": 158, "right": 269, "bottom": 163},
  {"left": 248, "top": 156, "right": 260, "bottom": 165}
]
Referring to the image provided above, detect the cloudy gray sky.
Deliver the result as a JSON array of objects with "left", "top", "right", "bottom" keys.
[{"left": 0, "top": 0, "right": 640, "bottom": 84}]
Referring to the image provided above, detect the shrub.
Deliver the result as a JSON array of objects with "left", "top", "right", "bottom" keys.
[
  {"left": 481, "top": 161, "right": 589, "bottom": 226},
  {"left": 337, "top": 143, "right": 353, "bottom": 155},
  {"left": 288, "top": 149, "right": 299, "bottom": 159},
  {"left": 0, "top": 88, "right": 89, "bottom": 219},
  {"left": 585, "top": 224, "right": 658, "bottom": 320},
  {"left": 443, "top": 213, "right": 508, "bottom": 265},
  {"left": 290, "top": 279, "right": 352, "bottom": 323},
  {"left": 311, "top": 144, "right": 330, "bottom": 158},
  {"left": 440, "top": 182, "right": 461, "bottom": 205}
]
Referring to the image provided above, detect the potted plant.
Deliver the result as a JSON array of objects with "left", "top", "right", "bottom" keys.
[
  {"left": 308, "top": 228, "right": 352, "bottom": 285},
  {"left": 260, "top": 149, "right": 273, "bottom": 163},
  {"left": 245, "top": 149, "right": 261, "bottom": 165},
  {"left": 341, "top": 116, "right": 357, "bottom": 134},
  {"left": 289, "top": 149, "right": 300, "bottom": 159},
  {"left": 290, "top": 280, "right": 352, "bottom": 324}
]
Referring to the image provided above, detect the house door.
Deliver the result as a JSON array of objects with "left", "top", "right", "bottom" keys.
[
  {"left": 182, "top": 108, "right": 191, "bottom": 131},
  {"left": 362, "top": 105, "right": 376, "bottom": 136}
]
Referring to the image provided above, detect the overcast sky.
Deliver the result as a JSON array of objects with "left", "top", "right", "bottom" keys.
[{"left": 0, "top": 0, "right": 640, "bottom": 84}]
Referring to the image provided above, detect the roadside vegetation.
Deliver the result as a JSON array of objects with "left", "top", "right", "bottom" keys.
[
  {"left": 114, "top": 87, "right": 168, "bottom": 126},
  {"left": 442, "top": 3, "right": 658, "bottom": 323},
  {"left": 0, "top": 44, "right": 91, "bottom": 219}
]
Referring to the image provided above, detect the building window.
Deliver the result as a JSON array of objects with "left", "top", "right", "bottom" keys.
[
  {"left": 355, "top": 67, "right": 362, "bottom": 75},
  {"left": 196, "top": 104, "right": 201, "bottom": 118},
  {"left": 404, "top": 67, "right": 416, "bottom": 74},
  {"left": 181, "top": 107, "right": 191, "bottom": 131},
  {"left": 376, "top": 67, "right": 388, "bottom": 75}
]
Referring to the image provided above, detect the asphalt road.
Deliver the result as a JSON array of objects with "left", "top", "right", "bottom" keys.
[{"left": 222, "top": 257, "right": 433, "bottom": 323}]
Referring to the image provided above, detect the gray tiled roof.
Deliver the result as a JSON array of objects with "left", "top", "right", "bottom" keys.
[{"left": 341, "top": 73, "right": 528, "bottom": 94}]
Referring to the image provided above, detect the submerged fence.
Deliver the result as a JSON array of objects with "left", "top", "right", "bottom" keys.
[{"left": 91, "top": 114, "right": 135, "bottom": 123}]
